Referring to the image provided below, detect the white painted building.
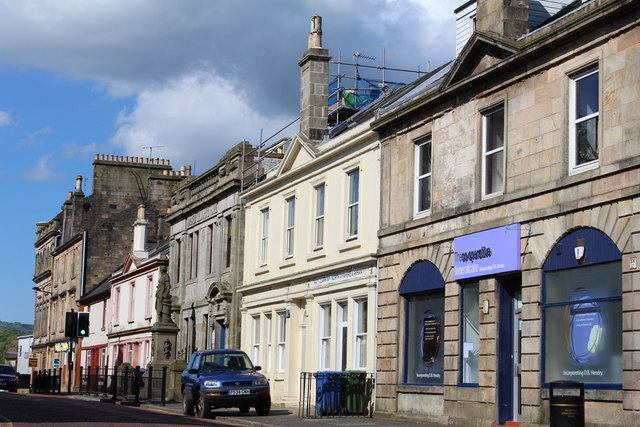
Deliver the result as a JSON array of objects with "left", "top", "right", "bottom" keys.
[{"left": 239, "top": 16, "right": 379, "bottom": 405}]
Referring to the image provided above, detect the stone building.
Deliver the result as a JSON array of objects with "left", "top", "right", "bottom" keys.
[
  {"left": 372, "top": 0, "right": 640, "bottom": 425},
  {"left": 32, "top": 155, "right": 187, "bottom": 389},
  {"left": 166, "top": 141, "right": 283, "bottom": 360}
]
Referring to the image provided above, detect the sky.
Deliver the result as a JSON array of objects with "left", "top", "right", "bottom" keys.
[{"left": 0, "top": 0, "right": 456, "bottom": 325}]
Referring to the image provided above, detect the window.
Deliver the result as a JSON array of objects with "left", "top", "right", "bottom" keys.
[
  {"left": 320, "top": 304, "right": 332, "bottom": 370},
  {"left": 176, "top": 239, "right": 182, "bottom": 283},
  {"left": 460, "top": 283, "right": 479, "bottom": 384},
  {"left": 101, "top": 300, "right": 107, "bottom": 330},
  {"left": 277, "top": 312, "right": 287, "bottom": 372},
  {"left": 355, "top": 298, "right": 368, "bottom": 369},
  {"left": 265, "top": 314, "right": 272, "bottom": 372},
  {"left": 285, "top": 197, "right": 295, "bottom": 257},
  {"left": 415, "top": 137, "right": 432, "bottom": 215},
  {"left": 260, "top": 208, "right": 269, "bottom": 265},
  {"left": 569, "top": 68, "right": 599, "bottom": 172},
  {"left": 482, "top": 106, "right": 505, "bottom": 197},
  {"left": 347, "top": 169, "right": 359, "bottom": 237},
  {"left": 114, "top": 287, "right": 121, "bottom": 326},
  {"left": 189, "top": 231, "right": 199, "bottom": 280},
  {"left": 145, "top": 276, "right": 153, "bottom": 319},
  {"left": 252, "top": 315, "right": 260, "bottom": 365},
  {"left": 337, "top": 302, "right": 348, "bottom": 371},
  {"left": 314, "top": 185, "right": 325, "bottom": 248},
  {"left": 208, "top": 224, "right": 215, "bottom": 274},
  {"left": 127, "top": 343, "right": 133, "bottom": 364},
  {"left": 128, "top": 282, "right": 135, "bottom": 323},
  {"left": 400, "top": 261, "right": 445, "bottom": 385},
  {"left": 542, "top": 228, "right": 621, "bottom": 386},
  {"left": 225, "top": 217, "right": 232, "bottom": 268}
]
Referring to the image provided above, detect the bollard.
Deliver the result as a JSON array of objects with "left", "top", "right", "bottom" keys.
[{"left": 111, "top": 366, "right": 118, "bottom": 402}]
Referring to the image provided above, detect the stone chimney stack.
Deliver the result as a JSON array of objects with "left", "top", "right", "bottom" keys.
[
  {"left": 132, "top": 204, "right": 149, "bottom": 259},
  {"left": 298, "top": 14, "right": 331, "bottom": 142},
  {"left": 476, "top": 0, "right": 529, "bottom": 39},
  {"left": 74, "top": 175, "right": 84, "bottom": 196}
]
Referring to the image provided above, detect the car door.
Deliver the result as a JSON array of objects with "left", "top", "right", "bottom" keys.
[{"left": 182, "top": 353, "right": 201, "bottom": 399}]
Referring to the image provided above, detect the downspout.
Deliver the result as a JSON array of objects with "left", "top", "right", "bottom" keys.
[{"left": 81, "top": 230, "right": 87, "bottom": 297}]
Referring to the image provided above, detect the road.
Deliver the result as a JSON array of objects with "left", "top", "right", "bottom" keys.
[{"left": 0, "top": 391, "right": 234, "bottom": 427}]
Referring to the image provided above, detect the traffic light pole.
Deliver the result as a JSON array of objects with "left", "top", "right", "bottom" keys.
[{"left": 68, "top": 336, "right": 73, "bottom": 394}]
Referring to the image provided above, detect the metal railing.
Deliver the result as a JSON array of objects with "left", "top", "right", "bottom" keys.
[
  {"left": 299, "top": 371, "right": 375, "bottom": 418},
  {"left": 31, "top": 369, "right": 62, "bottom": 394},
  {"left": 78, "top": 365, "right": 167, "bottom": 406}
]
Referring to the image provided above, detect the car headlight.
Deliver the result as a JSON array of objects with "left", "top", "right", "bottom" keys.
[
  {"left": 203, "top": 380, "right": 221, "bottom": 388},
  {"left": 255, "top": 378, "right": 268, "bottom": 386}
]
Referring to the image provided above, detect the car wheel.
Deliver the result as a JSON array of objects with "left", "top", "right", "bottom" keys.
[
  {"left": 255, "top": 398, "right": 271, "bottom": 416},
  {"left": 196, "top": 394, "right": 211, "bottom": 418},
  {"left": 239, "top": 404, "right": 250, "bottom": 413},
  {"left": 182, "top": 392, "right": 194, "bottom": 416}
]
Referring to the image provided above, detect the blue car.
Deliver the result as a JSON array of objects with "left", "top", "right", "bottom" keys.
[{"left": 181, "top": 350, "right": 270, "bottom": 418}]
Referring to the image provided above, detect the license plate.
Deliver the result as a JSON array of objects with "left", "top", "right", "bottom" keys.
[{"left": 229, "top": 389, "right": 250, "bottom": 395}]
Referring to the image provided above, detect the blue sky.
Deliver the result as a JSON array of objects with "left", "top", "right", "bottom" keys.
[{"left": 0, "top": 0, "right": 456, "bottom": 325}]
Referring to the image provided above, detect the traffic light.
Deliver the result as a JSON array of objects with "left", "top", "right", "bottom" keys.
[
  {"left": 65, "top": 312, "right": 77, "bottom": 338},
  {"left": 77, "top": 312, "right": 90, "bottom": 338}
]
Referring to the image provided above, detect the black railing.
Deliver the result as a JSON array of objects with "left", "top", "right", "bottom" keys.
[
  {"left": 299, "top": 371, "right": 375, "bottom": 418},
  {"left": 31, "top": 369, "right": 62, "bottom": 394},
  {"left": 78, "top": 365, "right": 167, "bottom": 406}
]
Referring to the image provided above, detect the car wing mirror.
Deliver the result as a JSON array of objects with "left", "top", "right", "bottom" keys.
[
  {"left": 188, "top": 368, "right": 199, "bottom": 375},
  {"left": 254, "top": 365, "right": 262, "bottom": 371}
]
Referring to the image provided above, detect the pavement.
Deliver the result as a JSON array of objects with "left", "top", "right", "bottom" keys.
[{"left": 53, "top": 391, "right": 443, "bottom": 427}]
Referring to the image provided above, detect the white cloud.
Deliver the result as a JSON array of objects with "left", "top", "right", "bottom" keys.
[
  {"left": 23, "top": 153, "right": 65, "bottom": 182},
  {"left": 18, "top": 126, "right": 53, "bottom": 147},
  {"left": 0, "top": 111, "right": 13, "bottom": 126},
  {"left": 110, "top": 71, "right": 293, "bottom": 170}
]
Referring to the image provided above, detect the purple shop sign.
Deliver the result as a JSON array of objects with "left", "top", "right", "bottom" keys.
[{"left": 454, "top": 224, "right": 521, "bottom": 280}]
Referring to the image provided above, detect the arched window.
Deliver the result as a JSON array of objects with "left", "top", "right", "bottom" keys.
[
  {"left": 542, "top": 228, "right": 622, "bottom": 387},
  {"left": 400, "top": 261, "right": 445, "bottom": 385}
]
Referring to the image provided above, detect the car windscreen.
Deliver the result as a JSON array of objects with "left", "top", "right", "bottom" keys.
[
  {"left": 0, "top": 366, "right": 15, "bottom": 375},
  {"left": 199, "top": 353, "right": 253, "bottom": 372}
]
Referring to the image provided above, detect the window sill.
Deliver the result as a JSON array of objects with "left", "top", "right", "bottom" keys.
[
  {"left": 279, "top": 258, "right": 296, "bottom": 269},
  {"left": 338, "top": 238, "right": 361, "bottom": 253},
  {"left": 255, "top": 265, "right": 269, "bottom": 276},
  {"left": 413, "top": 209, "right": 431, "bottom": 221},
  {"left": 307, "top": 249, "right": 326, "bottom": 261},
  {"left": 397, "top": 384, "right": 444, "bottom": 394},
  {"left": 569, "top": 160, "right": 599, "bottom": 176}
]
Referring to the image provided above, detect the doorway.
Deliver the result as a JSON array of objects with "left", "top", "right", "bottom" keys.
[{"left": 497, "top": 275, "right": 522, "bottom": 424}]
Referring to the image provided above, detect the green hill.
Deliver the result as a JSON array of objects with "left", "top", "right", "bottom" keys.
[{"left": 0, "top": 321, "right": 33, "bottom": 363}]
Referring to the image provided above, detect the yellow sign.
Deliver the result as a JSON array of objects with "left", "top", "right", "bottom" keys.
[{"left": 54, "top": 342, "right": 69, "bottom": 352}]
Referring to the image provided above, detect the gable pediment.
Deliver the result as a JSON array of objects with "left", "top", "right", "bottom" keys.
[
  {"left": 121, "top": 255, "right": 138, "bottom": 275},
  {"left": 277, "top": 133, "right": 318, "bottom": 176},
  {"left": 445, "top": 31, "right": 522, "bottom": 87}
]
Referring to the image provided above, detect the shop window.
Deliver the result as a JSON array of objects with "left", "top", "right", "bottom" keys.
[
  {"left": 400, "top": 261, "right": 445, "bottom": 385},
  {"left": 542, "top": 228, "right": 621, "bottom": 387},
  {"left": 460, "top": 282, "right": 479, "bottom": 384}
]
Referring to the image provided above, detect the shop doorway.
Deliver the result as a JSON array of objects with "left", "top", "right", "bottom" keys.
[{"left": 497, "top": 275, "right": 522, "bottom": 424}]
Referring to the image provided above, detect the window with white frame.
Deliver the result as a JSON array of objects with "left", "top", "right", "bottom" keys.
[
  {"left": 128, "top": 282, "right": 135, "bottom": 323},
  {"left": 114, "top": 287, "right": 121, "bottom": 326},
  {"left": 569, "top": 67, "right": 599, "bottom": 173},
  {"left": 252, "top": 315, "right": 260, "bottom": 365},
  {"left": 277, "top": 312, "right": 287, "bottom": 372},
  {"left": 265, "top": 314, "right": 272, "bottom": 372},
  {"left": 314, "top": 184, "right": 325, "bottom": 248},
  {"left": 347, "top": 169, "right": 359, "bottom": 237},
  {"left": 285, "top": 197, "right": 295, "bottom": 257},
  {"left": 145, "top": 275, "right": 153, "bottom": 319},
  {"left": 260, "top": 208, "right": 269, "bottom": 265},
  {"left": 482, "top": 105, "right": 505, "bottom": 197},
  {"left": 337, "top": 301, "right": 348, "bottom": 371},
  {"left": 320, "top": 304, "right": 332, "bottom": 370},
  {"left": 415, "top": 136, "right": 432, "bottom": 215},
  {"left": 355, "top": 298, "right": 368, "bottom": 369}
]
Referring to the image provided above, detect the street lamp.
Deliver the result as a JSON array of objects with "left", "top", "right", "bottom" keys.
[{"left": 32, "top": 286, "right": 52, "bottom": 295}]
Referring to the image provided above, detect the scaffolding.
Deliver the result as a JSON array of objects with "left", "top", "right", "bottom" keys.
[{"left": 328, "top": 50, "right": 427, "bottom": 126}]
